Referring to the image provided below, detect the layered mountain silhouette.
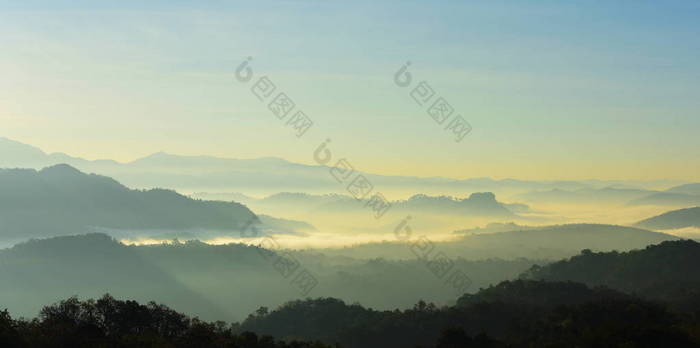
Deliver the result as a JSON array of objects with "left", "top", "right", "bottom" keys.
[
  {"left": 516, "top": 187, "right": 653, "bottom": 205},
  {"left": 0, "top": 164, "right": 257, "bottom": 240},
  {"left": 0, "top": 136, "right": 679, "bottom": 196},
  {"left": 514, "top": 184, "right": 700, "bottom": 207},
  {"left": 521, "top": 239, "right": 700, "bottom": 310},
  {"left": 627, "top": 192, "right": 700, "bottom": 206},
  {"left": 626, "top": 182, "right": 700, "bottom": 207},
  {"left": 239, "top": 278, "right": 698, "bottom": 348},
  {"left": 667, "top": 183, "right": 700, "bottom": 196},
  {"left": 0, "top": 233, "right": 537, "bottom": 322},
  {"left": 0, "top": 234, "right": 227, "bottom": 320},
  {"left": 635, "top": 207, "right": 700, "bottom": 230},
  {"left": 318, "top": 223, "right": 678, "bottom": 261},
  {"left": 242, "top": 191, "right": 521, "bottom": 218}
]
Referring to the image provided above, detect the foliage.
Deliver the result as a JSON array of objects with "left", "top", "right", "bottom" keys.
[{"left": 0, "top": 295, "right": 331, "bottom": 348}]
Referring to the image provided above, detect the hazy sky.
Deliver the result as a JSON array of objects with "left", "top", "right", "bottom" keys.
[{"left": 1, "top": 0, "right": 699, "bottom": 180}]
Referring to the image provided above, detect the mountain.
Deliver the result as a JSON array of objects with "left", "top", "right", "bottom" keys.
[
  {"left": 627, "top": 192, "right": 700, "bottom": 207},
  {"left": 628, "top": 183, "right": 700, "bottom": 207},
  {"left": 0, "top": 137, "right": 679, "bottom": 197},
  {"left": 0, "top": 233, "right": 538, "bottom": 322},
  {"left": 239, "top": 279, "right": 697, "bottom": 348},
  {"left": 6, "top": 279, "right": 697, "bottom": 348},
  {"left": 450, "top": 223, "right": 679, "bottom": 259},
  {"left": 516, "top": 187, "right": 653, "bottom": 205},
  {"left": 635, "top": 207, "right": 700, "bottom": 230},
  {"left": 521, "top": 239, "right": 700, "bottom": 310},
  {"left": 0, "top": 234, "right": 227, "bottom": 320},
  {"left": 455, "top": 279, "right": 629, "bottom": 308},
  {"left": 257, "top": 214, "right": 317, "bottom": 234},
  {"left": 318, "top": 224, "right": 679, "bottom": 261},
  {"left": 667, "top": 183, "right": 700, "bottom": 196},
  {"left": 0, "top": 164, "right": 257, "bottom": 241},
  {"left": 395, "top": 192, "right": 519, "bottom": 217},
  {"left": 244, "top": 191, "right": 520, "bottom": 219},
  {"left": 0, "top": 137, "right": 48, "bottom": 167}
]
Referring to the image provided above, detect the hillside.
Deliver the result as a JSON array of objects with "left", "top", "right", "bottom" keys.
[
  {"left": 627, "top": 192, "right": 700, "bottom": 207},
  {"left": 0, "top": 234, "right": 227, "bottom": 320},
  {"left": 0, "top": 233, "right": 538, "bottom": 322},
  {"left": 668, "top": 183, "right": 700, "bottom": 196},
  {"left": 521, "top": 239, "right": 700, "bottom": 309},
  {"left": 239, "top": 280, "right": 697, "bottom": 348},
  {"left": 636, "top": 207, "right": 700, "bottom": 230},
  {"left": 0, "top": 164, "right": 257, "bottom": 240},
  {"left": 319, "top": 223, "right": 679, "bottom": 261},
  {"left": 457, "top": 223, "right": 678, "bottom": 252},
  {"left": 516, "top": 187, "right": 652, "bottom": 205}
]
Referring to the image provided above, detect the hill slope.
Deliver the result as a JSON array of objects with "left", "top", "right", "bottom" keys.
[
  {"left": 0, "top": 234, "right": 227, "bottom": 319},
  {"left": 0, "top": 164, "right": 257, "bottom": 240},
  {"left": 521, "top": 239, "right": 700, "bottom": 309},
  {"left": 635, "top": 207, "right": 700, "bottom": 230},
  {"left": 319, "top": 223, "right": 679, "bottom": 261},
  {"left": 667, "top": 183, "right": 700, "bottom": 196}
]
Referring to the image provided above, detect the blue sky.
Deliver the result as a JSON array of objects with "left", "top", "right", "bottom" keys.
[{"left": 0, "top": 0, "right": 698, "bottom": 180}]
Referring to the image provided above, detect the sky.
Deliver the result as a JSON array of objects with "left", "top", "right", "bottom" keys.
[{"left": 1, "top": 0, "right": 699, "bottom": 181}]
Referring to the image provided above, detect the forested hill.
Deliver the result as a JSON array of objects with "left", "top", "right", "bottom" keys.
[
  {"left": 239, "top": 280, "right": 699, "bottom": 348},
  {"left": 521, "top": 239, "right": 700, "bottom": 309},
  {"left": 0, "top": 164, "right": 257, "bottom": 239}
]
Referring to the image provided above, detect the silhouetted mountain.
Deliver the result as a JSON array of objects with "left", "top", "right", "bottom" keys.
[
  {"left": 0, "top": 234, "right": 226, "bottom": 320},
  {"left": 521, "top": 239, "right": 700, "bottom": 311},
  {"left": 3, "top": 234, "right": 700, "bottom": 347},
  {"left": 396, "top": 192, "right": 519, "bottom": 217},
  {"left": 1, "top": 137, "right": 677, "bottom": 196},
  {"left": 257, "top": 215, "right": 317, "bottom": 234},
  {"left": 635, "top": 207, "right": 700, "bottom": 230},
  {"left": 0, "top": 137, "right": 48, "bottom": 167},
  {"left": 627, "top": 192, "right": 700, "bottom": 207},
  {"left": 321, "top": 224, "right": 679, "bottom": 261},
  {"left": 0, "top": 233, "right": 539, "bottom": 322},
  {"left": 239, "top": 280, "right": 698, "bottom": 348},
  {"left": 517, "top": 186, "right": 653, "bottom": 205},
  {"left": 455, "top": 279, "right": 629, "bottom": 308},
  {"left": 247, "top": 192, "right": 520, "bottom": 218},
  {"left": 667, "top": 183, "right": 700, "bottom": 196},
  {"left": 5, "top": 282, "right": 695, "bottom": 348},
  {"left": 0, "top": 164, "right": 257, "bottom": 240}
]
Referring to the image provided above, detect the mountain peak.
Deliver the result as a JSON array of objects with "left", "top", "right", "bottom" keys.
[
  {"left": 467, "top": 192, "right": 497, "bottom": 202},
  {"left": 0, "top": 136, "right": 48, "bottom": 163},
  {"left": 39, "top": 163, "right": 84, "bottom": 176}
]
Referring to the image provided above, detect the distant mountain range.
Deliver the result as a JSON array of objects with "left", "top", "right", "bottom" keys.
[
  {"left": 667, "top": 183, "right": 700, "bottom": 196},
  {"left": 233, "top": 191, "right": 523, "bottom": 219},
  {"left": 635, "top": 207, "right": 700, "bottom": 230},
  {"left": 318, "top": 223, "right": 679, "bottom": 260},
  {"left": 0, "top": 136, "right": 686, "bottom": 196},
  {"left": 516, "top": 184, "right": 700, "bottom": 207},
  {"left": 0, "top": 164, "right": 257, "bottom": 241},
  {"left": 627, "top": 191, "right": 700, "bottom": 207},
  {"left": 515, "top": 187, "right": 653, "bottom": 204}
]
